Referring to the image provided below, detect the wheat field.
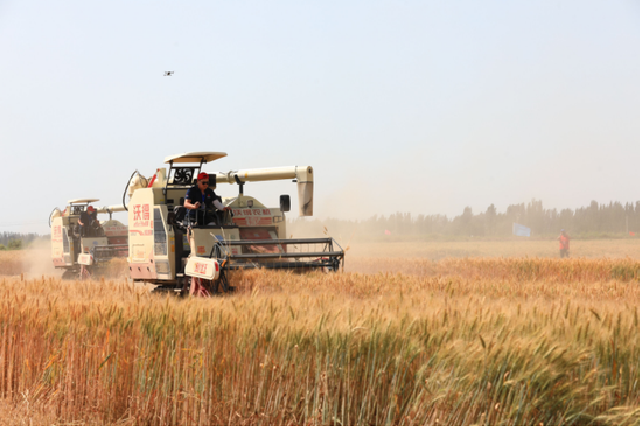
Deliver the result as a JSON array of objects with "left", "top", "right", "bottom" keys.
[
  {"left": 344, "top": 238, "right": 640, "bottom": 260},
  {"left": 0, "top": 241, "right": 640, "bottom": 425}
]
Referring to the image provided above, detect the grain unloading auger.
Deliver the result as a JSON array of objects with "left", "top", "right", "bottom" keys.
[{"left": 125, "top": 152, "right": 344, "bottom": 296}]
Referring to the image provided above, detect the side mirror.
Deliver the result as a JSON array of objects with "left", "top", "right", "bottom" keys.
[{"left": 280, "top": 195, "right": 291, "bottom": 212}]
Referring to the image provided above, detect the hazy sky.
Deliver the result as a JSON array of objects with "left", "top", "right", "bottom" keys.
[{"left": 2, "top": 0, "right": 640, "bottom": 234}]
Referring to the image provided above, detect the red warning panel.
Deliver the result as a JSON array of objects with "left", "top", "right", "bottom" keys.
[
  {"left": 232, "top": 217, "right": 272, "bottom": 226},
  {"left": 107, "top": 237, "right": 127, "bottom": 245},
  {"left": 238, "top": 228, "right": 280, "bottom": 253}
]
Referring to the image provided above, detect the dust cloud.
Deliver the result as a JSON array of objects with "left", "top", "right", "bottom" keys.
[
  {"left": 313, "top": 179, "right": 378, "bottom": 222},
  {"left": 22, "top": 239, "right": 60, "bottom": 279}
]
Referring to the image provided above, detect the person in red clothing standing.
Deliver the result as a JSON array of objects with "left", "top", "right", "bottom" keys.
[{"left": 558, "top": 229, "right": 570, "bottom": 258}]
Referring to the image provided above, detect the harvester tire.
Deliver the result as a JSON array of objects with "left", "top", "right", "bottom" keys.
[
  {"left": 80, "top": 265, "right": 91, "bottom": 280},
  {"left": 179, "top": 277, "right": 190, "bottom": 298},
  {"left": 61, "top": 270, "right": 76, "bottom": 280}
]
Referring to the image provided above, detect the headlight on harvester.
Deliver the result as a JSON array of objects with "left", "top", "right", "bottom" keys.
[{"left": 155, "top": 260, "right": 170, "bottom": 275}]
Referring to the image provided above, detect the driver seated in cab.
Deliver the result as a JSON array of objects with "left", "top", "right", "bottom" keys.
[
  {"left": 78, "top": 206, "right": 98, "bottom": 237},
  {"left": 183, "top": 172, "right": 228, "bottom": 225}
]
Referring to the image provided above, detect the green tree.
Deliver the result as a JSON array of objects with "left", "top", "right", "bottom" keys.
[{"left": 7, "top": 239, "right": 22, "bottom": 250}]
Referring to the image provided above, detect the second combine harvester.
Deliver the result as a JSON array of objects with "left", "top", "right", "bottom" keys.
[{"left": 125, "top": 152, "right": 344, "bottom": 296}]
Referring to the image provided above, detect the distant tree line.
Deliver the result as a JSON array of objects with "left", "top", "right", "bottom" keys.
[
  {"left": 0, "top": 232, "right": 42, "bottom": 250},
  {"left": 294, "top": 199, "right": 640, "bottom": 239}
]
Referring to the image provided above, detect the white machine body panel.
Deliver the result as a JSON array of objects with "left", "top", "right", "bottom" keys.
[
  {"left": 185, "top": 257, "right": 220, "bottom": 280},
  {"left": 77, "top": 254, "right": 93, "bottom": 266},
  {"left": 51, "top": 216, "right": 65, "bottom": 263},
  {"left": 127, "top": 187, "right": 176, "bottom": 281},
  {"left": 128, "top": 188, "right": 156, "bottom": 264}
]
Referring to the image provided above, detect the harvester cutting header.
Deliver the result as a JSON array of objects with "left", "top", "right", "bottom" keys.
[{"left": 123, "top": 152, "right": 343, "bottom": 295}]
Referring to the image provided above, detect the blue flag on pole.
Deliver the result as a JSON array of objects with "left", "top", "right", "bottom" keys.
[{"left": 512, "top": 223, "right": 531, "bottom": 237}]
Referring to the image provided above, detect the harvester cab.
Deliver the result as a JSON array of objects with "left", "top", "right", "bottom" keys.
[
  {"left": 125, "top": 151, "right": 344, "bottom": 296},
  {"left": 50, "top": 199, "right": 127, "bottom": 279}
]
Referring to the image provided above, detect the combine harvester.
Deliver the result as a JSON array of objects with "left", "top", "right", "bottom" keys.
[
  {"left": 50, "top": 200, "right": 127, "bottom": 279},
  {"left": 124, "top": 152, "right": 344, "bottom": 296}
]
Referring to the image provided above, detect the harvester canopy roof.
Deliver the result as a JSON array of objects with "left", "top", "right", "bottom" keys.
[
  {"left": 164, "top": 152, "right": 228, "bottom": 164},
  {"left": 68, "top": 199, "right": 100, "bottom": 204}
]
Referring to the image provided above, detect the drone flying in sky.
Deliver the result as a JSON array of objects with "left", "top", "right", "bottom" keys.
[{"left": 163, "top": 71, "right": 174, "bottom": 76}]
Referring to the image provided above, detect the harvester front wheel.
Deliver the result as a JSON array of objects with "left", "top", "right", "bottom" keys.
[
  {"left": 179, "top": 277, "right": 190, "bottom": 298},
  {"left": 80, "top": 265, "right": 91, "bottom": 280},
  {"left": 190, "top": 277, "right": 211, "bottom": 298}
]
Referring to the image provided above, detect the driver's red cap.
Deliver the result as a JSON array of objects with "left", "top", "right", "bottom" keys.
[
  {"left": 88, "top": 206, "right": 95, "bottom": 212},
  {"left": 197, "top": 172, "right": 209, "bottom": 180}
]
